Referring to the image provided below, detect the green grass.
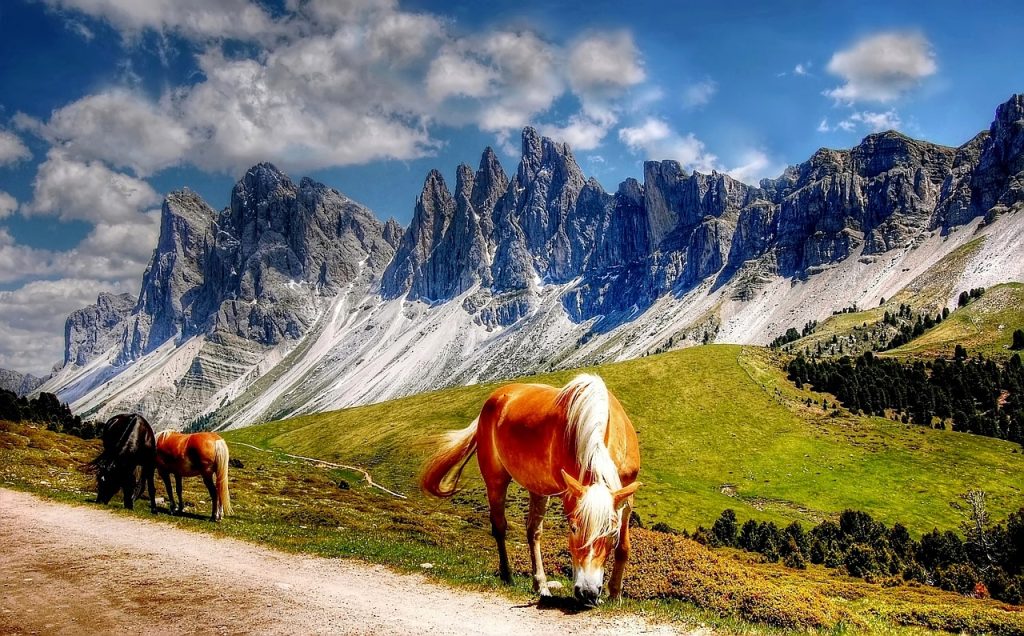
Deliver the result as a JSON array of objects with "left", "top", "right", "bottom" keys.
[
  {"left": 884, "top": 283, "right": 1024, "bottom": 359},
  {"left": 229, "top": 345, "right": 1024, "bottom": 535}
]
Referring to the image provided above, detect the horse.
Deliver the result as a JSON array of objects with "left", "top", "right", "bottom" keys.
[
  {"left": 155, "top": 430, "right": 232, "bottom": 522},
  {"left": 421, "top": 373, "right": 641, "bottom": 606},
  {"left": 88, "top": 413, "right": 157, "bottom": 512}
]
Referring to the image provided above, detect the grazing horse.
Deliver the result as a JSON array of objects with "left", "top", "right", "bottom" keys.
[
  {"left": 421, "top": 374, "right": 641, "bottom": 606},
  {"left": 155, "top": 430, "right": 231, "bottom": 521},
  {"left": 88, "top": 413, "right": 157, "bottom": 511}
]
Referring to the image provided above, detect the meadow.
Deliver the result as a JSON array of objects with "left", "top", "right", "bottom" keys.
[{"left": 4, "top": 344, "right": 1024, "bottom": 633}]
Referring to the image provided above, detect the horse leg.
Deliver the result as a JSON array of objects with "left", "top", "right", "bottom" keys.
[
  {"left": 146, "top": 463, "right": 157, "bottom": 513},
  {"left": 526, "top": 493, "right": 552, "bottom": 596},
  {"left": 202, "top": 473, "right": 218, "bottom": 522},
  {"left": 608, "top": 503, "right": 632, "bottom": 601},
  {"left": 159, "top": 469, "right": 175, "bottom": 513},
  {"left": 485, "top": 476, "right": 513, "bottom": 584},
  {"left": 122, "top": 471, "right": 136, "bottom": 510},
  {"left": 174, "top": 474, "right": 184, "bottom": 514}
]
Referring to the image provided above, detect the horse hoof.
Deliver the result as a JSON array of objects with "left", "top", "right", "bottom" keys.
[{"left": 546, "top": 581, "right": 563, "bottom": 590}]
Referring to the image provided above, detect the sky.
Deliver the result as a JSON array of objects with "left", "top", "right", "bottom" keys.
[{"left": 0, "top": 0, "right": 1021, "bottom": 376}]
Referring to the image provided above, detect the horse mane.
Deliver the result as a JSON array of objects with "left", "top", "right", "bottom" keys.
[
  {"left": 557, "top": 373, "right": 623, "bottom": 547},
  {"left": 155, "top": 429, "right": 173, "bottom": 444},
  {"left": 88, "top": 414, "right": 138, "bottom": 472},
  {"left": 557, "top": 373, "right": 621, "bottom": 490}
]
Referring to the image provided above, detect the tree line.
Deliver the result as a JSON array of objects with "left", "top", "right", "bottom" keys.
[
  {"left": 787, "top": 351, "right": 1024, "bottom": 444},
  {"left": 0, "top": 389, "right": 100, "bottom": 439},
  {"left": 696, "top": 501, "right": 1024, "bottom": 604}
]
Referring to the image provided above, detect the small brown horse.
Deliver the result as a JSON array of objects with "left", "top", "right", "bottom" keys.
[
  {"left": 155, "top": 430, "right": 231, "bottom": 521},
  {"left": 421, "top": 374, "right": 641, "bottom": 606}
]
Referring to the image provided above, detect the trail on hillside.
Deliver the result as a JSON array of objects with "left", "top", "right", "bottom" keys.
[{"left": 0, "top": 489, "right": 684, "bottom": 635}]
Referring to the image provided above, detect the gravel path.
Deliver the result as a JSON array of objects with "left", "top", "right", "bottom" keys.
[{"left": 0, "top": 489, "right": 686, "bottom": 635}]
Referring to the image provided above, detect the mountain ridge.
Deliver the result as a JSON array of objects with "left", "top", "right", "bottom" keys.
[{"left": 37, "top": 94, "right": 1024, "bottom": 429}]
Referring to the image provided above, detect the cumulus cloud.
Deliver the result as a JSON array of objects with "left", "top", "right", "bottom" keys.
[
  {"left": 794, "top": 62, "right": 810, "bottom": 76},
  {"left": 40, "top": 0, "right": 282, "bottom": 42},
  {"left": 426, "top": 49, "right": 496, "bottom": 101},
  {"left": 32, "top": 4, "right": 647, "bottom": 172},
  {"left": 619, "top": 117, "right": 718, "bottom": 173},
  {"left": 825, "top": 31, "right": 937, "bottom": 103},
  {"left": 0, "top": 277, "right": 134, "bottom": 375},
  {"left": 567, "top": 31, "right": 645, "bottom": 100},
  {"left": 538, "top": 113, "right": 615, "bottom": 151},
  {"left": 0, "top": 129, "right": 32, "bottom": 165},
  {"left": 682, "top": 79, "right": 717, "bottom": 108},
  {"left": 23, "top": 150, "right": 161, "bottom": 223},
  {"left": 19, "top": 89, "right": 191, "bottom": 176},
  {"left": 0, "top": 192, "right": 16, "bottom": 219},
  {"left": 619, "top": 119, "right": 780, "bottom": 185}
]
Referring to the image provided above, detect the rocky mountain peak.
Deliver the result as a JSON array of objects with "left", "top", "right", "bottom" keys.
[
  {"left": 0, "top": 368, "right": 45, "bottom": 396},
  {"left": 64, "top": 291, "right": 136, "bottom": 367}
]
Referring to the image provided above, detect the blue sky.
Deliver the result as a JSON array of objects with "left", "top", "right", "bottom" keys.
[{"left": 0, "top": 0, "right": 1021, "bottom": 374}]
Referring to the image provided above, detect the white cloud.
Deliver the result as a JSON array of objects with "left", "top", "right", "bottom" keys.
[
  {"left": 825, "top": 31, "right": 937, "bottom": 104},
  {"left": 794, "top": 62, "right": 810, "bottom": 76},
  {"left": 0, "top": 192, "right": 16, "bottom": 219},
  {"left": 0, "top": 129, "right": 32, "bottom": 165},
  {"left": 619, "top": 117, "right": 718, "bottom": 173},
  {"left": 24, "top": 150, "right": 161, "bottom": 223},
  {"left": 475, "top": 30, "right": 564, "bottom": 132},
  {"left": 726, "top": 149, "right": 784, "bottom": 185},
  {"left": 567, "top": 31, "right": 645, "bottom": 100},
  {"left": 41, "top": 0, "right": 282, "bottom": 42},
  {"left": 821, "top": 110, "right": 903, "bottom": 134},
  {"left": 26, "top": 4, "right": 654, "bottom": 172},
  {"left": 426, "top": 49, "right": 496, "bottom": 101},
  {"left": 538, "top": 114, "right": 615, "bottom": 151},
  {"left": 20, "top": 89, "right": 191, "bottom": 176},
  {"left": 682, "top": 79, "right": 717, "bottom": 108},
  {"left": 847, "top": 110, "right": 902, "bottom": 132},
  {"left": 0, "top": 277, "right": 133, "bottom": 375}
]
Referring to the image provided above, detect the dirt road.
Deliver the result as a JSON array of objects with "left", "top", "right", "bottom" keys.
[{"left": 0, "top": 489, "right": 685, "bottom": 635}]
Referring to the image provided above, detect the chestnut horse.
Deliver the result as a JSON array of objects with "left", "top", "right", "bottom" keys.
[
  {"left": 155, "top": 430, "right": 231, "bottom": 521},
  {"left": 421, "top": 374, "right": 640, "bottom": 606}
]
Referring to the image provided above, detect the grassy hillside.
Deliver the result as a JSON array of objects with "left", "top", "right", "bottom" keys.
[
  {"left": 229, "top": 345, "right": 1024, "bottom": 535},
  {"left": 884, "top": 283, "right": 1024, "bottom": 359}
]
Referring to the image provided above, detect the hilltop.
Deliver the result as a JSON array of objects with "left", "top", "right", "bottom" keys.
[{"left": 228, "top": 345, "right": 1024, "bottom": 534}]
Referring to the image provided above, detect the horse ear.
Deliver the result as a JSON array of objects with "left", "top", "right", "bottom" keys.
[
  {"left": 560, "top": 469, "right": 585, "bottom": 498},
  {"left": 612, "top": 481, "right": 642, "bottom": 508}
]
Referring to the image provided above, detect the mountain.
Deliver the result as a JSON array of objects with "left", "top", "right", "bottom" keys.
[
  {"left": 0, "top": 368, "right": 45, "bottom": 396},
  {"left": 37, "top": 95, "right": 1024, "bottom": 430}
]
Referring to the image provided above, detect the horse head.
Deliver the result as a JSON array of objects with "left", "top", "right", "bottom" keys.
[
  {"left": 87, "top": 456, "right": 120, "bottom": 504},
  {"left": 560, "top": 469, "right": 640, "bottom": 606}
]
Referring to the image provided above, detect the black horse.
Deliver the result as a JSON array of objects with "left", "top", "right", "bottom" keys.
[{"left": 88, "top": 413, "right": 157, "bottom": 511}]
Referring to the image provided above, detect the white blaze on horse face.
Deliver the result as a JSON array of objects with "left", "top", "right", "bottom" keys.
[{"left": 566, "top": 482, "right": 620, "bottom": 604}]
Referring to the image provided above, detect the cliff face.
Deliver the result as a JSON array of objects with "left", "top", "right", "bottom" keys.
[{"left": 64, "top": 291, "right": 136, "bottom": 367}]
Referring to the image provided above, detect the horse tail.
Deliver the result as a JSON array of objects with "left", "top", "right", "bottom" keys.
[
  {"left": 214, "top": 438, "right": 231, "bottom": 516},
  {"left": 420, "top": 417, "right": 479, "bottom": 498}
]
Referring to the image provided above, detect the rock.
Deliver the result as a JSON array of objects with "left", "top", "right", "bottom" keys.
[
  {"left": 63, "top": 292, "right": 136, "bottom": 367},
  {"left": 0, "top": 368, "right": 46, "bottom": 396}
]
